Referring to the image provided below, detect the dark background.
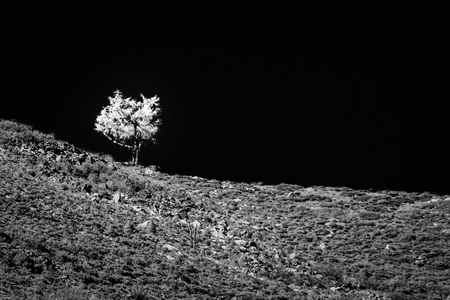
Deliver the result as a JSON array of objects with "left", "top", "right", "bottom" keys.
[{"left": 2, "top": 4, "right": 450, "bottom": 194}]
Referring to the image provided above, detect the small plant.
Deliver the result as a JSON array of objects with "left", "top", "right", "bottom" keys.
[
  {"left": 94, "top": 90, "right": 162, "bottom": 165},
  {"left": 129, "top": 286, "right": 151, "bottom": 300},
  {"left": 75, "top": 160, "right": 110, "bottom": 179},
  {"left": 189, "top": 220, "right": 201, "bottom": 250},
  {"left": 46, "top": 285, "right": 92, "bottom": 300}
]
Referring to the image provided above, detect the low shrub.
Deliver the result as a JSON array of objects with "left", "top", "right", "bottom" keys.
[
  {"left": 0, "top": 119, "right": 55, "bottom": 147},
  {"left": 74, "top": 160, "right": 110, "bottom": 179},
  {"left": 46, "top": 285, "right": 97, "bottom": 300}
]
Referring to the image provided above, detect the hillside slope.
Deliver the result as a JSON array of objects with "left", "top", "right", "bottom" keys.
[{"left": 0, "top": 119, "right": 449, "bottom": 299}]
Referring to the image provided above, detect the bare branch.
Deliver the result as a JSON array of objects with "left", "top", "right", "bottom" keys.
[{"left": 102, "top": 132, "right": 133, "bottom": 149}]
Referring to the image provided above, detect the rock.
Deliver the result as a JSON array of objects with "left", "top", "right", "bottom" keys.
[
  {"left": 113, "top": 192, "right": 121, "bottom": 204},
  {"left": 137, "top": 220, "right": 151, "bottom": 229},
  {"left": 162, "top": 244, "right": 178, "bottom": 251},
  {"left": 210, "top": 226, "right": 227, "bottom": 241},
  {"left": 106, "top": 180, "right": 115, "bottom": 190},
  {"left": 318, "top": 242, "right": 326, "bottom": 251},
  {"left": 145, "top": 165, "right": 159, "bottom": 175},
  {"left": 123, "top": 219, "right": 135, "bottom": 234},
  {"left": 137, "top": 220, "right": 157, "bottom": 233},
  {"left": 90, "top": 193, "right": 100, "bottom": 201},
  {"left": 234, "top": 239, "right": 247, "bottom": 246}
]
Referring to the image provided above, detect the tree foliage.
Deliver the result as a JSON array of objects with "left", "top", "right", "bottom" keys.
[{"left": 95, "top": 90, "right": 161, "bottom": 165}]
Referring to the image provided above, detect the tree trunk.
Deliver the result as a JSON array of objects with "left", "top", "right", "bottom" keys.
[{"left": 131, "top": 141, "right": 142, "bottom": 165}]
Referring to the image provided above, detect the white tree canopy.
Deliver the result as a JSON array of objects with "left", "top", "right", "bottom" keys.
[{"left": 95, "top": 90, "right": 161, "bottom": 164}]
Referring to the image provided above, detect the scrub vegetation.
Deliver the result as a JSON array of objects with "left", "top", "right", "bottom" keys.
[{"left": 1, "top": 119, "right": 449, "bottom": 299}]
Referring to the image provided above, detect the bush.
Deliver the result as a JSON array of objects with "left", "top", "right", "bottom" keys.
[
  {"left": 0, "top": 119, "right": 55, "bottom": 147},
  {"left": 46, "top": 285, "right": 97, "bottom": 300},
  {"left": 75, "top": 160, "right": 110, "bottom": 179}
]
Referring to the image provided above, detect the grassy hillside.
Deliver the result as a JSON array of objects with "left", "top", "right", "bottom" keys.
[{"left": 0, "top": 119, "right": 449, "bottom": 299}]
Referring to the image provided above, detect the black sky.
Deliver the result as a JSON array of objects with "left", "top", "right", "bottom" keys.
[{"left": 3, "top": 4, "right": 450, "bottom": 194}]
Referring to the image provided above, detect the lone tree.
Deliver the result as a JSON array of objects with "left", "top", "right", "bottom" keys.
[{"left": 95, "top": 90, "right": 162, "bottom": 165}]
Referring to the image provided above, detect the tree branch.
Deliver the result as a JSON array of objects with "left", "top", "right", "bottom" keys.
[{"left": 102, "top": 132, "right": 133, "bottom": 149}]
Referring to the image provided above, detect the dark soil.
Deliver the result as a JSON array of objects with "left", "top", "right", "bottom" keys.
[{"left": 1, "top": 119, "right": 449, "bottom": 299}]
